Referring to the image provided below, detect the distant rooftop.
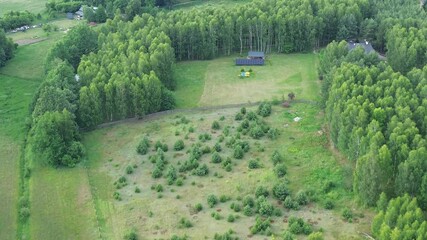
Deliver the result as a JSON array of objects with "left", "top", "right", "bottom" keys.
[
  {"left": 348, "top": 41, "right": 375, "bottom": 54},
  {"left": 248, "top": 51, "right": 265, "bottom": 58}
]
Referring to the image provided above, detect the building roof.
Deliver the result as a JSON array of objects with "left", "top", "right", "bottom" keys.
[
  {"left": 348, "top": 41, "right": 375, "bottom": 54},
  {"left": 236, "top": 58, "right": 264, "bottom": 66},
  {"left": 248, "top": 51, "right": 265, "bottom": 58}
]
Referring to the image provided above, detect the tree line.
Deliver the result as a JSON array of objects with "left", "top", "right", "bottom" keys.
[
  {"left": 0, "top": 11, "right": 36, "bottom": 31},
  {"left": 0, "top": 29, "right": 16, "bottom": 67}
]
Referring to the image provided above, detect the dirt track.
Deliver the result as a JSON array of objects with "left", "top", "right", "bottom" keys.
[{"left": 14, "top": 38, "right": 47, "bottom": 46}]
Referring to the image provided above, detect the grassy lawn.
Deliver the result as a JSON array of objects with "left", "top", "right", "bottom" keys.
[
  {"left": 0, "top": 0, "right": 47, "bottom": 16},
  {"left": 174, "top": 54, "right": 319, "bottom": 108},
  {"left": 172, "top": 0, "right": 248, "bottom": 10},
  {"left": 29, "top": 164, "right": 99, "bottom": 240},
  {"left": 82, "top": 103, "right": 371, "bottom": 239},
  {"left": 0, "top": 75, "right": 39, "bottom": 240}
]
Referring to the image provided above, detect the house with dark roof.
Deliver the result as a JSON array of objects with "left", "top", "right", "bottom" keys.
[
  {"left": 248, "top": 51, "right": 265, "bottom": 59},
  {"left": 348, "top": 41, "right": 375, "bottom": 54},
  {"left": 235, "top": 51, "right": 265, "bottom": 66}
]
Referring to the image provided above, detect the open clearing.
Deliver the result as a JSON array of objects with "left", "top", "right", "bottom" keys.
[
  {"left": 0, "top": 0, "right": 47, "bottom": 16},
  {"left": 82, "top": 103, "right": 371, "bottom": 239},
  {"left": 174, "top": 54, "right": 318, "bottom": 108}
]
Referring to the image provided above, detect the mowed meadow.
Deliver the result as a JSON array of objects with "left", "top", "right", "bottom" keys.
[{"left": 173, "top": 54, "right": 318, "bottom": 108}]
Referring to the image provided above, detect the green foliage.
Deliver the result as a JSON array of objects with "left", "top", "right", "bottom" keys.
[
  {"left": 282, "top": 230, "right": 296, "bottom": 240},
  {"left": 324, "top": 199, "right": 335, "bottom": 209},
  {"left": 137, "top": 137, "right": 150, "bottom": 155},
  {"left": 250, "top": 216, "right": 271, "bottom": 235},
  {"left": 0, "top": 29, "right": 16, "bottom": 67},
  {"left": 240, "top": 107, "right": 247, "bottom": 115},
  {"left": 0, "top": 11, "right": 35, "bottom": 31},
  {"left": 174, "top": 139, "right": 185, "bottom": 151},
  {"left": 123, "top": 228, "right": 138, "bottom": 240},
  {"left": 271, "top": 150, "right": 284, "bottom": 165},
  {"left": 288, "top": 216, "right": 312, "bottom": 235},
  {"left": 248, "top": 158, "right": 261, "bottom": 169},
  {"left": 178, "top": 218, "right": 193, "bottom": 228},
  {"left": 284, "top": 196, "right": 299, "bottom": 210},
  {"left": 308, "top": 232, "right": 324, "bottom": 240},
  {"left": 227, "top": 214, "right": 235, "bottom": 222},
  {"left": 198, "top": 133, "right": 212, "bottom": 142},
  {"left": 207, "top": 194, "right": 218, "bottom": 208},
  {"left": 341, "top": 208, "right": 353, "bottom": 222},
  {"left": 371, "top": 194, "right": 427, "bottom": 239},
  {"left": 257, "top": 102, "right": 272, "bottom": 117},
  {"left": 212, "top": 121, "right": 221, "bottom": 130},
  {"left": 272, "top": 182, "right": 291, "bottom": 201},
  {"left": 193, "top": 163, "right": 209, "bottom": 176},
  {"left": 194, "top": 203, "right": 203, "bottom": 212},
  {"left": 255, "top": 186, "right": 269, "bottom": 198},
  {"left": 274, "top": 163, "right": 287, "bottom": 178},
  {"left": 233, "top": 145, "right": 244, "bottom": 159},
  {"left": 214, "top": 142, "right": 222, "bottom": 152},
  {"left": 29, "top": 109, "right": 84, "bottom": 167},
  {"left": 267, "top": 128, "right": 279, "bottom": 140},
  {"left": 249, "top": 124, "right": 264, "bottom": 139},
  {"left": 126, "top": 165, "right": 133, "bottom": 174},
  {"left": 256, "top": 196, "right": 274, "bottom": 217},
  {"left": 295, "top": 190, "right": 309, "bottom": 205}
]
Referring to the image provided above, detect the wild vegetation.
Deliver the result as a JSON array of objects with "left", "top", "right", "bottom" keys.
[{"left": 1, "top": 0, "right": 427, "bottom": 239}]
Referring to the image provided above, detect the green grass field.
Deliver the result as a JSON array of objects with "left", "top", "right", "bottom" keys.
[
  {"left": 0, "top": 75, "right": 39, "bottom": 240},
  {"left": 82, "top": 104, "right": 371, "bottom": 239},
  {"left": 172, "top": 0, "right": 247, "bottom": 10},
  {"left": 174, "top": 54, "right": 318, "bottom": 108},
  {"left": 0, "top": 0, "right": 47, "bottom": 16}
]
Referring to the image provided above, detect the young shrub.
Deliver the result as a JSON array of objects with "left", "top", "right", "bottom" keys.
[
  {"left": 113, "top": 191, "right": 121, "bottom": 201},
  {"left": 233, "top": 145, "right": 244, "bottom": 159},
  {"left": 214, "top": 142, "right": 222, "bottom": 152},
  {"left": 250, "top": 124, "right": 264, "bottom": 139},
  {"left": 324, "top": 199, "right": 335, "bottom": 209},
  {"left": 246, "top": 111, "right": 258, "bottom": 121},
  {"left": 284, "top": 196, "right": 299, "bottom": 210},
  {"left": 267, "top": 128, "right": 279, "bottom": 140},
  {"left": 220, "top": 195, "right": 230, "bottom": 203},
  {"left": 295, "top": 190, "right": 309, "bottom": 206},
  {"left": 135, "top": 187, "right": 141, "bottom": 193},
  {"left": 282, "top": 230, "right": 296, "bottom": 240},
  {"left": 174, "top": 140, "right": 185, "bottom": 151},
  {"left": 240, "top": 119, "right": 250, "bottom": 129},
  {"left": 171, "top": 235, "right": 189, "bottom": 240},
  {"left": 136, "top": 137, "right": 150, "bottom": 155},
  {"left": 198, "top": 133, "right": 212, "bottom": 142},
  {"left": 255, "top": 186, "right": 269, "bottom": 198},
  {"left": 235, "top": 112, "right": 244, "bottom": 121},
  {"left": 166, "top": 165, "right": 177, "bottom": 185},
  {"left": 126, "top": 165, "right": 134, "bottom": 174},
  {"left": 195, "top": 203, "right": 203, "bottom": 212},
  {"left": 219, "top": 116, "right": 225, "bottom": 121},
  {"left": 232, "top": 203, "right": 241, "bottom": 212},
  {"left": 250, "top": 216, "right": 271, "bottom": 235},
  {"left": 211, "top": 212, "right": 222, "bottom": 220},
  {"left": 342, "top": 207, "right": 354, "bottom": 222},
  {"left": 207, "top": 194, "right": 219, "bottom": 208},
  {"left": 288, "top": 217, "right": 312, "bottom": 235},
  {"left": 155, "top": 184, "right": 164, "bottom": 192},
  {"left": 188, "top": 126, "right": 195, "bottom": 133},
  {"left": 271, "top": 150, "right": 284, "bottom": 165},
  {"left": 202, "top": 145, "right": 211, "bottom": 154},
  {"left": 274, "top": 163, "right": 287, "bottom": 178},
  {"left": 154, "top": 140, "right": 163, "bottom": 151},
  {"left": 19, "top": 207, "right": 30, "bottom": 222},
  {"left": 212, "top": 120, "right": 220, "bottom": 130},
  {"left": 243, "top": 205, "right": 253, "bottom": 216},
  {"left": 193, "top": 163, "right": 209, "bottom": 176},
  {"left": 240, "top": 107, "right": 247, "bottom": 115},
  {"left": 151, "top": 166, "right": 162, "bottom": 179},
  {"left": 209, "top": 152, "right": 222, "bottom": 164},
  {"left": 257, "top": 102, "right": 272, "bottom": 117},
  {"left": 257, "top": 197, "right": 274, "bottom": 217},
  {"left": 273, "top": 182, "right": 291, "bottom": 201},
  {"left": 243, "top": 195, "right": 255, "bottom": 207},
  {"left": 176, "top": 177, "right": 184, "bottom": 186},
  {"left": 248, "top": 158, "right": 261, "bottom": 169},
  {"left": 227, "top": 214, "right": 235, "bottom": 222},
  {"left": 178, "top": 218, "right": 193, "bottom": 228},
  {"left": 123, "top": 228, "right": 138, "bottom": 240},
  {"left": 223, "top": 126, "right": 230, "bottom": 136}
]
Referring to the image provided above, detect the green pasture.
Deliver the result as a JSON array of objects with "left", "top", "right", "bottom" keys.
[
  {"left": 174, "top": 54, "right": 318, "bottom": 108},
  {"left": 0, "top": 0, "right": 47, "bottom": 16}
]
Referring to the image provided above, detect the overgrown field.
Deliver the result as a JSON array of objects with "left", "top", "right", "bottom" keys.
[
  {"left": 83, "top": 103, "right": 372, "bottom": 239},
  {"left": 174, "top": 54, "right": 318, "bottom": 108}
]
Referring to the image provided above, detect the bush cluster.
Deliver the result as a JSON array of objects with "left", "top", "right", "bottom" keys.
[
  {"left": 257, "top": 102, "right": 272, "bottom": 117},
  {"left": 174, "top": 139, "right": 185, "bottom": 151},
  {"left": 136, "top": 137, "right": 150, "bottom": 155},
  {"left": 288, "top": 217, "right": 312, "bottom": 235}
]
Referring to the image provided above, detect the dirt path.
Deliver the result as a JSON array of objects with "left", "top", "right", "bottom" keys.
[{"left": 14, "top": 38, "right": 47, "bottom": 46}]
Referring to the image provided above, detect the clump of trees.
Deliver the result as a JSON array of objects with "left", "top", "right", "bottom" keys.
[
  {"left": 0, "top": 11, "right": 35, "bottom": 31},
  {"left": 0, "top": 29, "right": 16, "bottom": 67}
]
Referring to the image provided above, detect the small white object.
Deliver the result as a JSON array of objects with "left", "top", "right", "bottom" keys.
[{"left": 293, "top": 117, "right": 302, "bottom": 122}]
